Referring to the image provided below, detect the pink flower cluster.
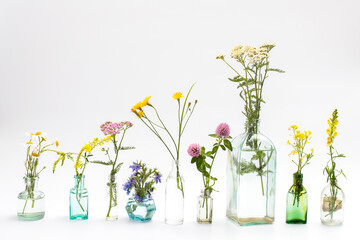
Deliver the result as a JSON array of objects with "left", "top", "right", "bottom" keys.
[
  {"left": 216, "top": 123, "right": 230, "bottom": 138},
  {"left": 100, "top": 121, "right": 133, "bottom": 136},
  {"left": 187, "top": 143, "right": 201, "bottom": 158}
]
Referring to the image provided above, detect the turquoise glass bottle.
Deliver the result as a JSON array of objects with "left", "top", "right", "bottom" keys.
[
  {"left": 125, "top": 195, "right": 156, "bottom": 222},
  {"left": 286, "top": 173, "right": 307, "bottom": 224},
  {"left": 69, "top": 175, "right": 88, "bottom": 220}
]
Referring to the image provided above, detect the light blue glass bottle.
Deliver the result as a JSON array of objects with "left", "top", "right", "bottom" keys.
[
  {"left": 226, "top": 119, "right": 276, "bottom": 225},
  {"left": 125, "top": 195, "right": 156, "bottom": 222},
  {"left": 69, "top": 175, "right": 88, "bottom": 220}
]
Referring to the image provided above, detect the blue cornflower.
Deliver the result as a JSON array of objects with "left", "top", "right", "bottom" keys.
[
  {"left": 122, "top": 177, "right": 136, "bottom": 195},
  {"left": 154, "top": 174, "right": 162, "bottom": 184},
  {"left": 129, "top": 164, "right": 141, "bottom": 173}
]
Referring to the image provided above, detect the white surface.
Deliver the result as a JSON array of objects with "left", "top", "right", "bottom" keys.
[{"left": 0, "top": 0, "right": 359, "bottom": 239}]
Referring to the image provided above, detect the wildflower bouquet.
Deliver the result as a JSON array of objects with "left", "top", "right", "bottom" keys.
[
  {"left": 217, "top": 43, "right": 284, "bottom": 195},
  {"left": 287, "top": 125, "right": 314, "bottom": 205},
  {"left": 20, "top": 132, "right": 59, "bottom": 216},
  {"left": 92, "top": 121, "right": 134, "bottom": 219},
  {"left": 188, "top": 123, "right": 232, "bottom": 194},
  {"left": 188, "top": 123, "right": 232, "bottom": 222},
  {"left": 131, "top": 84, "right": 197, "bottom": 196},
  {"left": 53, "top": 135, "right": 113, "bottom": 214},
  {"left": 323, "top": 109, "right": 346, "bottom": 219},
  {"left": 123, "top": 161, "right": 162, "bottom": 202}
]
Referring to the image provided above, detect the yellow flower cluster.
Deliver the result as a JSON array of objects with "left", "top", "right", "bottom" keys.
[
  {"left": 131, "top": 96, "right": 151, "bottom": 118},
  {"left": 75, "top": 135, "right": 113, "bottom": 170},
  {"left": 82, "top": 135, "right": 113, "bottom": 153},
  {"left": 287, "top": 125, "right": 313, "bottom": 159},
  {"left": 326, "top": 109, "right": 339, "bottom": 146}
]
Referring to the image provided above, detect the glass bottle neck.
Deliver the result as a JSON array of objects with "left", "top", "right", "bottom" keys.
[
  {"left": 293, "top": 172, "right": 303, "bottom": 186},
  {"left": 24, "top": 176, "right": 39, "bottom": 191},
  {"left": 74, "top": 175, "right": 85, "bottom": 188},
  {"left": 245, "top": 119, "right": 261, "bottom": 134},
  {"left": 201, "top": 189, "right": 211, "bottom": 198}
]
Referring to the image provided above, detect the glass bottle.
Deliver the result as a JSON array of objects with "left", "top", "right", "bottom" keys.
[
  {"left": 69, "top": 175, "right": 88, "bottom": 220},
  {"left": 165, "top": 161, "right": 184, "bottom": 225},
  {"left": 320, "top": 183, "right": 345, "bottom": 225},
  {"left": 226, "top": 119, "right": 276, "bottom": 225},
  {"left": 17, "top": 176, "right": 45, "bottom": 221},
  {"left": 286, "top": 173, "right": 307, "bottom": 224},
  {"left": 125, "top": 195, "right": 156, "bottom": 222},
  {"left": 197, "top": 189, "right": 213, "bottom": 224},
  {"left": 106, "top": 174, "right": 118, "bottom": 221}
]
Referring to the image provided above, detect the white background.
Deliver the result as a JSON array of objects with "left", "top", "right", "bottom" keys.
[{"left": 1, "top": 0, "right": 359, "bottom": 239}]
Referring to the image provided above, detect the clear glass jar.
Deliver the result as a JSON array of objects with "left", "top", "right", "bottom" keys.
[
  {"left": 226, "top": 120, "right": 276, "bottom": 225},
  {"left": 320, "top": 183, "right": 345, "bottom": 225},
  {"left": 17, "top": 176, "right": 45, "bottom": 221},
  {"left": 165, "top": 161, "right": 184, "bottom": 225},
  {"left": 197, "top": 189, "right": 213, "bottom": 224},
  {"left": 69, "top": 175, "right": 88, "bottom": 220},
  {"left": 106, "top": 175, "right": 118, "bottom": 221},
  {"left": 125, "top": 195, "right": 156, "bottom": 222},
  {"left": 286, "top": 173, "right": 308, "bottom": 224}
]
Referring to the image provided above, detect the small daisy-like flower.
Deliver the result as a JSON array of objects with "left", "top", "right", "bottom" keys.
[
  {"left": 55, "top": 139, "right": 59, "bottom": 147},
  {"left": 215, "top": 123, "right": 230, "bottom": 138},
  {"left": 187, "top": 143, "right": 201, "bottom": 158},
  {"left": 32, "top": 152, "right": 39, "bottom": 157},
  {"left": 26, "top": 142, "right": 33, "bottom": 145},
  {"left": 216, "top": 53, "right": 225, "bottom": 60},
  {"left": 172, "top": 92, "right": 183, "bottom": 100}
]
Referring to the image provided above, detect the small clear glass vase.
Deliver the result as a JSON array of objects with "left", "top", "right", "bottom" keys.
[
  {"left": 197, "top": 189, "right": 213, "bottom": 224},
  {"left": 286, "top": 173, "right": 308, "bottom": 224},
  {"left": 226, "top": 119, "right": 276, "bottom": 225},
  {"left": 69, "top": 175, "right": 88, "bottom": 220},
  {"left": 17, "top": 176, "right": 45, "bottom": 221},
  {"left": 165, "top": 161, "right": 184, "bottom": 225},
  {"left": 125, "top": 195, "right": 156, "bottom": 222},
  {"left": 320, "top": 183, "right": 345, "bottom": 226},
  {"left": 106, "top": 175, "right": 118, "bottom": 221}
]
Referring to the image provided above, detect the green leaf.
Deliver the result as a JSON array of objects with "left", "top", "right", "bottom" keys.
[
  {"left": 205, "top": 151, "right": 212, "bottom": 156},
  {"left": 91, "top": 160, "right": 113, "bottom": 166},
  {"left": 267, "top": 68, "right": 285, "bottom": 73},
  {"left": 220, "top": 145, "right": 226, "bottom": 151},
  {"left": 191, "top": 157, "right": 197, "bottom": 164},
  {"left": 208, "top": 134, "right": 218, "bottom": 138},
  {"left": 212, "top": 145, "right": 219, "bottom": 154},
  {"left": 224, "top": 139, "right": 232, "bottom": 151},
  {"left": 120, "top": 146, "right": 136, "bottom": 150}
]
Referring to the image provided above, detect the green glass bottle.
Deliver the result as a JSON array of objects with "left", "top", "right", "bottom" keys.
[{"left": 286, "top": 173, "right": 307, "bottom": 224}]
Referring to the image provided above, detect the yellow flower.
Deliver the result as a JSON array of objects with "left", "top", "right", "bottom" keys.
[
  {"left": 334, "top": 132, "right": 338, "bottom": 137},
  {"left": 83, "top": 144, "right": 92, "bottom": 153},
  {"left": 310, "top": 148, "right": 314, "bottom": 152},
  {"left": 74, "top": 161, "right": 82, "bottom": 170},
  {"left": 286, "top": 140, "right": 290, "bottom": 145},
  {"left": 291, "top": 150, "right": 296, "bottom": 155},
  {"left": 35, "top": 132, "right": 42, "bottom": 136},
  {"left": 141, "top": 96, "right": 151, "bottom": 107},
  {"left": 32, "top": 152, "right": 39, "bottom": 157},
  {"left": 138, "top": 110, "right": 144, "bottom": 118},
  {"left": 308, "top": 131, "right": 312, "bottom": 135},
  {"left": 55, "top": 139, "right": 59, "bottom": 147},
  {"left": 326, "top": 129, "right": 330, "bottom": 134},
  {"left": 173, "top": 92, "right": 183, "bottom": 100},
  {"left": 132, "top": 102, "right": 142, "bottom": 111},
  {"left": 26, "top": 142, "right": 33, "bottom": 145}
]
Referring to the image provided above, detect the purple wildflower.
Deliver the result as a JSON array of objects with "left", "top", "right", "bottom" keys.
[
  {"left": 154, "top": 174, "right": 162, "bottom": 184},
  {"left": 216, "top": 123, "right": 230, "bottom": 138},
  {"left": 187, "top": 143, "right": 201, "bottom": 158},
  {"left": 130, "top": 164, "right": 141, "bottom": 173},
  {"left": 122, "top": 178, "right": 135, "bottom": 195},
  {"left": 134, "top": 194, "right": 144, "bottom": 203}
]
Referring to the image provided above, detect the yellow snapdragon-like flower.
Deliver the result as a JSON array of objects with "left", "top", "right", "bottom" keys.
[
  {"left": 173, "top": 92, "right": 183, "bottom": 100},
  {"left": 141, "top": 96, "right": 151, "bottom": 107},
  {"left": 138, "top": 110, "right": 144, "bottom": 118}
]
